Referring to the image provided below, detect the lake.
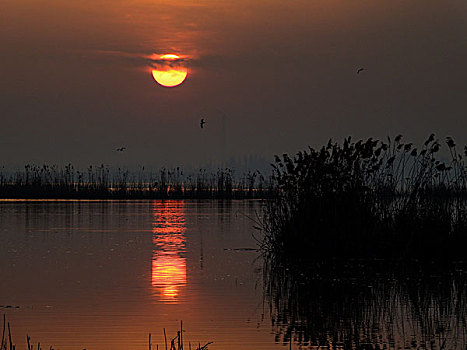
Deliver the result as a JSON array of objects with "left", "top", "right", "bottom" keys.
[{"left": 0, "top": 200, "right": 465, "bottom": 350}]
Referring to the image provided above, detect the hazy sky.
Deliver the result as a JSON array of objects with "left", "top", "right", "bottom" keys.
[{"left": 2, "top": 0, "right": 467, "bottom": 169}]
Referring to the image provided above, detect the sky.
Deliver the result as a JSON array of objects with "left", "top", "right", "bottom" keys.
[{"left": 1, "top": 0, "right": 467, "bottom": 170}]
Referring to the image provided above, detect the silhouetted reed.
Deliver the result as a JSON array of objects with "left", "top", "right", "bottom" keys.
[
  {"left": 149, "top": 321, "right": 213, "bottom": 350},
  {"left": 0, "top": 165, "right": 272, "bottom": 199},
  {"left": 261, "top": 134, "right": 467, "bottom": 262},
  {"left": 1, "top": 316, "right": 213, "bottom": 350}
]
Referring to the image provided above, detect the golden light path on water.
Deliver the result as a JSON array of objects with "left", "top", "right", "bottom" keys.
[
  {"left": 151, "top": 201, "right": 187, "bottom": 302},
  {"left": 151, "top": 54, "right": 188, "bottom": 87}
]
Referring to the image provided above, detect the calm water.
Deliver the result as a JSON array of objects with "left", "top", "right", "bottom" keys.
[
  {"left": 0, "top": 200, "right": 465, "bottom": 350},
  {"left": 0, "top": 200, "right": 270, "bottom": 350}
]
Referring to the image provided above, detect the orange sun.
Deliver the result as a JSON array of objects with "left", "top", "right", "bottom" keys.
[{"left": 152, "top": 54, "right": 188, "bottom": 88}]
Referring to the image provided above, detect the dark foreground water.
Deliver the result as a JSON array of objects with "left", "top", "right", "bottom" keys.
[{"left": 0, "top": 200, "right": 465, "bottom": 350}]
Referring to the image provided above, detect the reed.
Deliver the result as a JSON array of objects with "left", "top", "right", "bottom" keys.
[
  {"left": 0, "top": 317, "right": 212, "bottom": 350},
  {"left": 145, "top": 321, "right": 214, "bottom": 350},
  {"left": 0, "top": 166, "right": 272, "bottom": 200},
  {"left": 261, "top": 134, "right": 467, "bottom": 262}
]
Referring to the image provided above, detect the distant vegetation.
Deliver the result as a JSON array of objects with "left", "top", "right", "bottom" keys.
[
  {"left": 261, "top": 134, "right": 467, "bottom": 262},
  {"left": 0, "top": 166, "right": 272, "bottom": 199}
]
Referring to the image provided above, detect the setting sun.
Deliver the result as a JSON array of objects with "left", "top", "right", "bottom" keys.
[{"left": 151, "top": 53, "right": 188, "bottom": 87}]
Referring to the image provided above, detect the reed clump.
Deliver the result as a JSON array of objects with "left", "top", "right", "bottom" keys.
[
  {"left": 149, "top": 321, "right": 213, "bottom": 350},
  {"left": 261, "top": 134, "right": 467, "bottom": 262},
  {"left": 1, "top": 316, "right": 212, "bottom": 350}
]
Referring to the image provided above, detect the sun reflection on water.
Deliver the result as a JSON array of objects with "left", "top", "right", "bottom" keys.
[{"left": 151, "top": 201, "right": 187, "bottom": 303}]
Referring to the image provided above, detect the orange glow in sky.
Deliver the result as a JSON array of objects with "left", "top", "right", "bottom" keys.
[
  {"left": 152, "top": 54, "right": 188, "bottom": 87},
  {"left": 160, "top": 54, "right": 181, "bottom": 60},
  {"left": 151, "top": 201, "right": 187, "bottom": 302}
]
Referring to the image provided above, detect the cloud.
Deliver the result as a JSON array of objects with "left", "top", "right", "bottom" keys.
[
  {"left": 84, "top": 49, "right": 198, "bottom": 70},
  {"left": 145, "top": 54, "right": 191, "bottom": 69}
]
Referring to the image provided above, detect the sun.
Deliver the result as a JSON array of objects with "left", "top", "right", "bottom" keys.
[
  {"left": 151, "top": 54, "right": 188, "bottom": 88},
  {"left": 152, "top": 69, "right": 188, "bottom": 88}
]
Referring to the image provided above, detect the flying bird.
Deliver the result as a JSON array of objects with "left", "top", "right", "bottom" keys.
[
  {"left": 357, "top": 68, "right": 365, "bottom": 74},
  {"left": 116, "top": 147, "right": 126, "bottom": 152},
  {"left": 200, "top": 118, "right": 206, "bottom": 129}
]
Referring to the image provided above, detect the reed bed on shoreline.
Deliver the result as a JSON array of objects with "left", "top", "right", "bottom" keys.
[
  {"left": 0, "top": 166, "right": 272, "bottom": 199},
  {"left": 261, "top": 134, "right": 467, "bottom": 262}
]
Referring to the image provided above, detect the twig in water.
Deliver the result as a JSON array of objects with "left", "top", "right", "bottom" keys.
[
  {"left": 180, "top": 321, "right": 183, "bottom": 350},
  {"left": 7, "top": 323, "right": 12, "bottom": 350},
  {"left": 1, "top": 314, "right": 5, "bottom": 350}
]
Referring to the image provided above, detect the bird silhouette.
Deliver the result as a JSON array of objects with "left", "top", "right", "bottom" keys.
[
  {"left": 116, "top": 147, "right": 126, "bottom": 152},
  {"left": 357, "top": 68, "right": 365, "bottom": 74},
  {"left": 200, "top": 118, "right": 206, "bottom": 129}
]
